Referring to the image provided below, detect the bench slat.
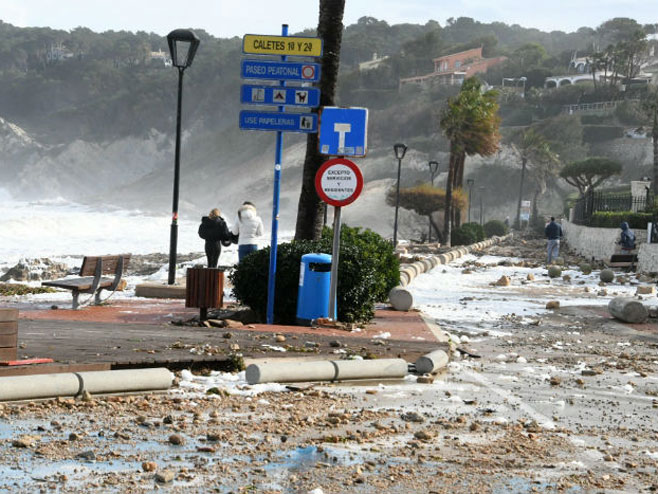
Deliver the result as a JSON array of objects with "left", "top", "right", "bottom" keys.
[
  {"left": 80, "top": 254, "right": 131, "bottom": 277},
  {"left": 43, "top": 276, "right": 114, "bottom": 291}
]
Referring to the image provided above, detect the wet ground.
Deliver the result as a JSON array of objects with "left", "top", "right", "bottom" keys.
[{"left": 0, "top": 234, "right": 657, "bottom": 493}]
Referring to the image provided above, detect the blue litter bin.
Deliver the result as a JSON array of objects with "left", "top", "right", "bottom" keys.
[{"left": 296, "top": 253, "right": 334, "bottom": 325}]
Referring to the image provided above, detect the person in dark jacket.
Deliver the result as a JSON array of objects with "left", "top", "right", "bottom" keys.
[
  {"left": 619, "top": 222, "right": 636, "bottom": 252},
  {"left": 198, "top": 208, "right": 230, "bottom": 268},
  {"left": 544, "top": 216, "right": 563, "bottom": 264}
]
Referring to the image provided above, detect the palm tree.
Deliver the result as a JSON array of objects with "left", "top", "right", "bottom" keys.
[
  {"left": 294, "top": 0, "right": 346, "bottom": 241},
  {"left": 440, "top": 77, "right": 500, "bottom": 245}
]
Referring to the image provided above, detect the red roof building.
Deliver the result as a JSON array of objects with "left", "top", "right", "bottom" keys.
[{"left": 400, "top": 47, "right": 506, "bottom": 87}]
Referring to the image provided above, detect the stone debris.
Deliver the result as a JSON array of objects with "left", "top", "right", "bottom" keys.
[
  {"left": 636, "top": 285, "right": 655, "bottom": 295},
  {"left": 155, "top": 470, "right": 175, "bottom": 483},
  {"left": 494, "top": 275, "right": 511, "bottom": 287}
]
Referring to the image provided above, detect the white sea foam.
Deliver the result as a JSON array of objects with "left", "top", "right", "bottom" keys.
[{"left": 0, "top": 195, "right": 290, "bottom": 271}]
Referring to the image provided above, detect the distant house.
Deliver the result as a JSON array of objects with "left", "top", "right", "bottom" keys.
[
  {"left": 399, "top": 47, "right": 506, "bottom": 88},
  {"left": 47, "top": 43, "right": 75, "bottom": 63},
  {"left": 569, "top": 53, "right": 591, "bottom": 74},
  {"left": 150, "top": 49, "right": 172, "bottom": 67},
  {"left": 359, "top": 53, "right": 389, "bottom": 71}
]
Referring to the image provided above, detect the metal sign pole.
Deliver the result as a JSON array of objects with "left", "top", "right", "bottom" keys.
[
  {"left": 266, "top": 23, "right": 288, "bottom": 325},
  {"left": 328, "top": 205, "right": 342, "bottom": 320}
]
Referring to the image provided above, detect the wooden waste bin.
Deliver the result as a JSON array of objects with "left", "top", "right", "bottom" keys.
[
  {"left": 185, "top": 268, "right": 224, "bottom": 321},
  {"left": 0, "top": 309, "right": 18, "bottom": 361}
]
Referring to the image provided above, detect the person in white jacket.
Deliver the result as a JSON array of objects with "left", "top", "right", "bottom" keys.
[{"left": 231, "top": 201, "right": 264, "bottom": 261}]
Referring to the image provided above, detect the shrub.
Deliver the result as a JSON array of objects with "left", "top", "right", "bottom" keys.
[
  {"left": 483, "top": 220, "right": 508, "bottom": 237},
  {"left": 229, "top": 226, "right": 399, "bottom": 324},
  {"left": 451, "top": 222, "right": 485, "bottom": 246},
  {"left": 590, "top": 211, "right": 651, "bottom": 229}
]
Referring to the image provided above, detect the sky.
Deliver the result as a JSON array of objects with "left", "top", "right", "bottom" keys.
[{"left": 0, "top": 0, "right": 655, "bottom": 38}]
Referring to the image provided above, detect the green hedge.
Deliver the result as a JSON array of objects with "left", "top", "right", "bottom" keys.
[
  {"left": 582, "top": 125, "right": 624, "bottom": 143},
  {"left": 483, "top": 220, "right": 508, "bottom": 237},
  {"left": 229, "top": 226, "right": 399, "bottom": 324},
  {"left": 452, "top": 222, "right": 485, "bottom": 245},
  {"left": 590, "top": 211, "right": 652, "bottom": 229}
]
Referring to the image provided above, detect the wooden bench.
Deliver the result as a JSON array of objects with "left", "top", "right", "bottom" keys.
[{"left": 42, "top": 254, "right": 131, "bottom": 309}]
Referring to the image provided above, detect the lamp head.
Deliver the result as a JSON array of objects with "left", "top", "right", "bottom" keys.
[
  {"left": 466, "top": 178, "right": 475, "bottom": 187},
  {"left": 393, "top": 143, "right": 407, "bottom": 160},
  {"left": 428, "top": 160, "right": 439, "bottom": 174},
  {"left": 167, "top": 29, "right": 200, "bottom": 69}
]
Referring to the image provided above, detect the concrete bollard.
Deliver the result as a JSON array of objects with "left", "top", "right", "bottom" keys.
[
  {"left": 389, "top": 286, "right": 414, "bottom": 311},
  {"left": 0, "top": 368, "right": 174, "bottom": 402},
  {"left": 415, "top": 349, "right": 449, "bottom": 374},
  {"left": 246, "top": 358, "right": 409, "bottom": 384},
  {"left": 608, "top": 297, "right": 648, "bottom": 324}
]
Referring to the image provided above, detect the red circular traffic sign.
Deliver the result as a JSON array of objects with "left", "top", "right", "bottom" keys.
[
  {"left": 315, "top": 158, "right": 364, "bottom": 207},
  {"left": 302, "top": 65, "right": 316, "bottom": 79}
]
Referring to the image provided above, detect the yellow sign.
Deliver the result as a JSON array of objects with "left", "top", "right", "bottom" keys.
[{"left": 243, "top": 35, "right": 323, "bottom": 57}]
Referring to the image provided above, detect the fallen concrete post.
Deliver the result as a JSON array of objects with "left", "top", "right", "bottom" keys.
[
  {"left": 0, "top": 368, "right": 174, "bottom": 402},
  {"left": 415, "top": 349, "right": 449, "bottom": 374},
  {"left": 608, "top": 297, "right": 648, "bottom": 324},
  {"left": 389, "top": 286, "right": 414, "bottom": 311},
  {"left": 245, "top": 358, "right": 408, "bottom": 384}
]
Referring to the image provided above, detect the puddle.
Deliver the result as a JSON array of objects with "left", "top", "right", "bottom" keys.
[{"left": 492, "top": 476, "right": 583, "bottom": 493}]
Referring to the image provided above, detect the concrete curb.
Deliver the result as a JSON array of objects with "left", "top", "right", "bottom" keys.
[{"left": 389, "top": 233, "right": 513, "bottom": 311}]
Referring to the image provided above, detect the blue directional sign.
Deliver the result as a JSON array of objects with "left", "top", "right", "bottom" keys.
[
  {"left": 240, "top": 85, "right": 321, "bottom": 108},
  {"left": 239, "top": 110, "right": 318, "bottom": 133},
  {"left": 318, "top": 107, "right": 368, "bottom": 157},
  {"left": 241, "top": 60, "right": 321, "bottom": 82}
]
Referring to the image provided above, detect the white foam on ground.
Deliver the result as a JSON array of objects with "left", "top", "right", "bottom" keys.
[{"left": 177, "top": 369, "right": 288, "bottom": 396}]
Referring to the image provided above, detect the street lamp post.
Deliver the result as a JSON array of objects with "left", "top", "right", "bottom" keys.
[
  {"left": 466, "top": 178, "right": 475, "bottom": 223},
  {"left": 166, "top": 29, "right": 200, "bottom": 285},
  {"left": 479, "top": 186, "right": 485, "bottom": 226},
  {"left": 392, "top": 143, "right": 407, "bottom": 247},
  {"left": 427, "top": 160, "right": 439, "bottom": 242}
]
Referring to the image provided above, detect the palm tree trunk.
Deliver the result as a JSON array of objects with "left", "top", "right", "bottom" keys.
[
  {"left": 443, "top": 145, "right": 456, "bottom": 247},
  {"left": 454, "top": 153, "right": 465, "bottom": 227},
  {"left": 294, "top": 0, "right": 345, "bottom": 240},
  {"left": 429, "top": 216, "right": 443, "bottom": 244},
  {"left": 531, "top": 187, "right": 541, "bottom": 226},
  {"left": 515, "top": 157, "right": 527, "bottom": 229},
  {"left": 653, "top": 109, "right": 658, "bottom": 196}
]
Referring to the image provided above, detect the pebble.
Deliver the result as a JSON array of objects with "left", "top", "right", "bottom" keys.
[
  {"left": 155, "top": 470, "right": 175, "bottom": 483},
  {"left": 168, "top": 433, "right": 185, "bottom": 445},
  {"left": 12, "top": 435, "right": 38, "bottom": 448},
  {"left": 275, "top": 334, "right": 286, "bottom": 343},
  {"left": 142, "top": 461, "right": 157, "bottom": 472},
  {"left": 76, "top": 450, "right": 96, "bottom": 461}
]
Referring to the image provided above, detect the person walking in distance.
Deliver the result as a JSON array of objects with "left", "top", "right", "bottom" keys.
[
  {"left": 198, "top": 208, "right": 230, "bottom": 268},
  {"left": 232, "top": 201, "right": 264, "bottom": 262},
  {"left": 544, "top": 216, "right": 563, "bottom": 264},
  {"left": 618, "top": 222, "right": 636, "bottom": 252}
]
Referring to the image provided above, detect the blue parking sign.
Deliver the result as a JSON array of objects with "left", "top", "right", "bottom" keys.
[{"left": 318, "top": 107, "right": 368, "bottom": 157}]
